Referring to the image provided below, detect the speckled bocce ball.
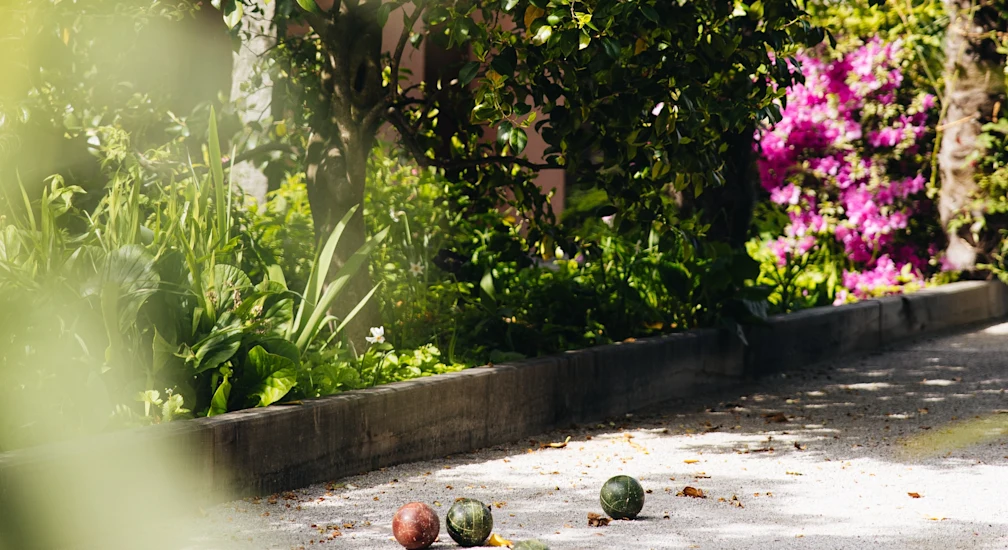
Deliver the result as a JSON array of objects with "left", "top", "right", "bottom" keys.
[
  {"left": 600, "top": 475, "right": 645, "bottom": 520},
  {"left": 392, "top": 502, "right": 440, "bottom": 550},
  {"left": 513, "top": 539, "right": 551, "bottom": 550},
  {"left": 445, "top": 498, "right": 494, "bottom": 547}
]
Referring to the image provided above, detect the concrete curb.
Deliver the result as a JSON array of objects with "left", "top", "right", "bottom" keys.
[{"left": 1, "top": 281, "right": 1006, "bottom": 507}]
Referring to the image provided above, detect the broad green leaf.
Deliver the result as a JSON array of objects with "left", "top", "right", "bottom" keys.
[
  {"left": 424, "top": 6, "right": 449, "bottom": 25},
  {"left": 497, "top": 121, "right": 514, "bottom": 147},
  {"left": 602, "top": 38, "right": 621, "bottom": 59},
  {"left": 459, "top": 61, "right": 480, "bottom": 86},
  {"left": 84, "top": 246, "right": 160, "bottom": 333},
  {"left": 223, "top": 2, "right": 243, "bottom": 29},
  {"left": 245, "top": 346, "right": 297, "bottom": 407},
  {"left": 480, "top": 269, "right": 496, "bottom": 303},
  {"left": 255, "top": 337, "right": 301, "bottom": 366},
  {"left": 266, "top": 264, "right": 287, "bottom": 288},
  {"left": 295, "top": 0, "right": 322, "bottom": 14},
  {"left": 532, "top": 24, "right": 552, "bottom": 46},
  {"left": 246, "top": 345, "right": 294, "bottom": 379},
  {"left": 509, "top": 127, "right": 528, "bottom": 154},
  {"left": 640, "top": 5, "right": 659, "bottom": 23},
  {"left": 376, "top": 2, "right": 394, "bottom": 27},
  {"left": 192, "top": 326, "right": 243, "bottom": 373},
  {"left": 205, "top": 264, "right": 253, "bottom": 303},
  {"left": 208, "top": 370, "right": 232, "bottom": 416},
  {"left": 152, "top": 328, "right": 178, "bottom": 376},
  {"left": 490, "top": 47, "right": 517, "bottom": 78},
  {"left": 161, "top": 393, "right": 190, "bottom": 422},
  {"left": 251, "top": 367, "right": 298, "bottom": 407}
]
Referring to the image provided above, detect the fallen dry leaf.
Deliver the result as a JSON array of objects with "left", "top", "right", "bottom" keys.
[
  {"left": 677, "top": 486, "right": 706, "bottom": 498},
  {"left": 926, "top": 516, "right": 947, "bottom": 521},
  {"left": 587, "top": 513, "right": 611, "bottom": 527},
  {"left": 763, "top": 412, "right": 789, "bottom": 423},
  {"left": 785, "top": 471, "right": 803, "bottom": 476},
  {"left": 542, "top": 436, "right": 572, "bottom": 449},
  {"left": 486, "top": 533, "right": 513, "bottom": 547},
  {"left": 684, "top": 459, "right": 700, "bottom": 464},
  {"left": 794, "top": 442, "right": 806, "bottom": 451},
  {"left": 908, "top": 492, "right": 921, "bottom": 498}
]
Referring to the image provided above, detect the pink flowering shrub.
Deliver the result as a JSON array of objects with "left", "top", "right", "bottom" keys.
[{"left": 753, "top": 39, "right": 941, "bottom": 307}]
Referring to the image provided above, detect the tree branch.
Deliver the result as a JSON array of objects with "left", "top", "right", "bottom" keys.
[
  {"left": 385, "top": 107, "right": 554, "bottom": 172},
  {"left": 390, "top": 1, "right": 427, "bottom": 104}
]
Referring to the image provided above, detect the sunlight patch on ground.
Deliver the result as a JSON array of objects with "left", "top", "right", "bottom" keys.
[
  {"left": 920, "top": 379, "right": 957, "bottom": 386},
  {"left": 980, "top": 322, "right": 1008, "bottom": 335},
  {"left": 836, "top": 382, "right": 895, "bottom": 391}
]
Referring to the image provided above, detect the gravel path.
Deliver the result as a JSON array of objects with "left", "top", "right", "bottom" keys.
[{"left": 188, "top": 322, "right": 1008, "bottom": 549}]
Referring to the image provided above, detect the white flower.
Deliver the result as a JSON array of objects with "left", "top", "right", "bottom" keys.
[
  {"left": 389, "top": 207, "right": 400, "bottom": 222},
  {"left": 651, "top": 102, "right": 665, "bottom": 116},
  {"left": 409, "top": 262, "right": 424, "bottom": 277},
  {"left": 602, "top": 214, "right": 615, "bottom": 227},
  {"left": 365, "top": 326, "right": 386, "bottom": 345}
]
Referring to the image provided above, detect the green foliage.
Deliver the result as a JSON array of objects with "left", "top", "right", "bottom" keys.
[
  {"left": 229, "top": 0, "right": 822, "bottom": 261},
  {"left": 438, "top": 0, "right": 817, "bottom": 234},
  {"left": 0, "top": 114, "right": 384, "bottom": 448},
  {"left": 0, "top": 0, "right": 237, "bottom": 199},
  {"left": 947, "top": 11, "right": 1008, "bottom": 279},
  {"left": 960, "top": 118, "right": 1008, "bottom": 280},
  {"left": 746, "top": 203, "right": 843, "bottom": 313},
  {"left": 365, "top": 145, "right": 473, "bottom": 354},
  {"left": 364, "top": 144, "right": 766, "bottom": 365},
  {"left": 241, "top": 176, "right": 316, "bottom": 292}
]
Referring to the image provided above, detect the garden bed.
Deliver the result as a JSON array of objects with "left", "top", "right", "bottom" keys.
[{"left": 2, "top": 280, "right": 1004, "bottom": 507}]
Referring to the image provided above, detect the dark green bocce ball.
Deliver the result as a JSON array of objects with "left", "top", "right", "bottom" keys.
[
  {"left": 445, "top": 498, "right": 493, "bottom": 547},
  {"left": 600, "top": 475, "right": 645, "bottom": 519},
  {"left": 513, "top": 540, "right": 550, "bottom": 550}
]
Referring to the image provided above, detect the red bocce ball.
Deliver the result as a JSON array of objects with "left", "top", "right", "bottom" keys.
[{"left": 392, "top": 502, "right": 440, "bottom": 550}]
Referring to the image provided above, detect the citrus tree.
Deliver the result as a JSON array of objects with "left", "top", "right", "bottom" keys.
[{"left": 223, "top": 0, "right": 820, "bottom": 333}]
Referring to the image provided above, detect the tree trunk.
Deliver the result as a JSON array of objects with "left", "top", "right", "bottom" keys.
[
  {"left": 230, "top": 0, "right": 276, "bottom": 203},
  {"left": 938, "top": 0, "right": 1006, "bottom": 270},
  {"left": 304, "top": 4, "right": 385, "bottom": 353},
  {"left": 675, "top": 125, "right": 758, "bottom": 250}
]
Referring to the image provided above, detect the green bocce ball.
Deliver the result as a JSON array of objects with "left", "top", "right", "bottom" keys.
[
  {"left": 600, "top": 475, "right": 645, "bottom": 519},
  {"left": 445, "top": 498, "right": 493, "bottom": 547}
]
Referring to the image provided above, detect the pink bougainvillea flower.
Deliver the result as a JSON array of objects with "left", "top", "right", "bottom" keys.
[{"left": 754, "top": 38, "right": 939, "bottom": 302}]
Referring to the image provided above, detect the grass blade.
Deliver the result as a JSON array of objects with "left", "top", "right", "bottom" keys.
[
  {"left": 289, "top": 205, "right": 358, "bottom": 339},
  {"left": 295, "top": 226, "right": 388, "bottom": 350}
]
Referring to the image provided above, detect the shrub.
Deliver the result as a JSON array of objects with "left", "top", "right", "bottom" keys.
[{"left": 752, "top": 38, "right": 942, "bottom": 309}]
